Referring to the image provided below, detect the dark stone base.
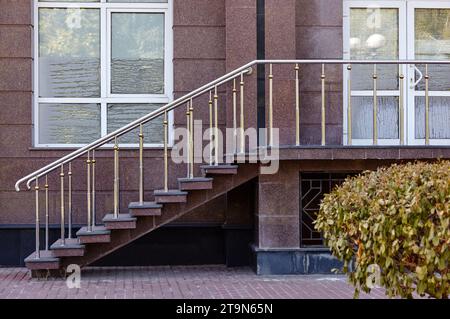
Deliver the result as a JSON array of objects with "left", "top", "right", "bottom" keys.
[
  {"left": 252, "top": 246, "right": 344, "bottom": 275},
  {"left": 0, "top": 224, "right": 254, "bottom": 268}
]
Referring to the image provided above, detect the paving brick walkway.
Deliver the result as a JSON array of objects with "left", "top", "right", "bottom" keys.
[{"left": 0, "top": 265, "right": 389, "bottom": 299}]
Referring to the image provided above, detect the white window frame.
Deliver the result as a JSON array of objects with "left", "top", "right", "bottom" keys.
[
  {"left": 33, "top": 0, "right": 174, "bottom": 148},
  {"left": 343, "top": 0, "right": 407, "bottom": 146}
]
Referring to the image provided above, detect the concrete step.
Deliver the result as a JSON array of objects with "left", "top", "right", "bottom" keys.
[
  {"left": 103, "top": 213, "right": 137, "bottom": 230},
  {"left": 129, "top": 201, "right": 162, "bottom": 217},
  {"left": 201, "top": 164, "right": 238, "bottom": 175},
  {"left": 50, "top": 238, "right": 85, "bottom": 257},
  {"left": 178, "top": 177, "right": 213, "bottom": 191},
  {"left": 76, "top": 226, "right": 111, "bottom": 244},
  {"left": 154, "top": 189, "right": 188, "bottom": 204},
  {"left": 24, "top": 250, "right": 60, "bottom": 270}
]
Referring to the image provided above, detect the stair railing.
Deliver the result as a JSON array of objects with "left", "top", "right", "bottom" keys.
[{"left": 15, "top": 59, "right": 447, "bottom": 260}]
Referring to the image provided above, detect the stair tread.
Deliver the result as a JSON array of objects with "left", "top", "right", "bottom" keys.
[
  {"left": 50, "top": 238, "right": 84, "bottom": 250},
  {"left": 24, "top": 250, "right": 59, "bottom": 263},
  {"left": 103, "top": 213, "right": 136, "bottom": 222},
  {"left": 128, "top": 201, "right": 162, "bottom": 209},
  {"left": 178, "top": 177, "right": 213, "bottom": 182},
  {"left": 154, "top": 189, "right": 188, "bottom": 196},
  {"left": 76, "top": 225, "right": 111, "bottom": 236}
]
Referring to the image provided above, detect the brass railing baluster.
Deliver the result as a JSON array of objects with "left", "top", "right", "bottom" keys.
[
  {"left": 425, "top": 64, "right": 430, "bottom": 145},
  {"left": 34, "top": 178, "right": 40, "bottom": 259},
  {"left": 295, "top": 64, "right": 300, "bottom": 146},
  {"left": 60, "top": 164, "right": 65, "bottom": 246},
  {"left": 240, "top": 73, "right": 245, "bottom": 153},
  {"left": 186, "top": 101, "right": 191, "bottom": 176},
  {"left": 189, "top": 99, "right": 194, "bottom": 178},
  {"left": 92, "top": 151, "right": 96, "bottom": 227},
  {"left": 233, "top": 79, "right": 237, "bottom": 153},
  {"left": 347, "top": 65, "right": 352, "bottom": 146},
  {"left": 139, "top": 124, "right": 144, "bottom": 204},
  {"left": 269, "top": 63, "right": 273, "bottom": 147},
  {"left": 163, "top": 111, "right": 169, "bottom": 192},
  {"left": 209, "top": 91, "right": 213, "bottom": 165},
  {"left": 399, "top": 68, "right": 405, "bottom": 145},
  {"left": 321, "top": 64, "right": 326, "bottom": 146},
  {"left": 87, "top": 151, "right": 92, "bottom": 229},
  {"left": 44, "top": 175, "right": 49, "bottom": 250},
  {"left": 373, "top": 64, "right": 378, "bottom": 145},
  {"left": 113, "top": 138, "right": 119, "bottom": 218},
  {"left": 68, "top": 162, "right": 72, "bottom": 238},
  {"left": 214, "top": 85, "right": 219, "bottom": 165}
]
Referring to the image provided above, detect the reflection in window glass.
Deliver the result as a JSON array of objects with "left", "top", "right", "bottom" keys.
[
  {"left": 39, "top": 104, "right": 101, "bottom": 144},
  {"left": 107, "top": 104, "right": 164, "bottom": 144},
  {"left": 111, "top": 13, "right": 164, "bottom": 94},
  {"left": 350, "top": 8, "right": 399, "bottom": 90},
  {"left": 39, "top": 8, "right": 100, "bottom": 97}
]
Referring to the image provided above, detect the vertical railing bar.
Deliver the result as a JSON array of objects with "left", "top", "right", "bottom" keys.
[
  {"left": 321, "top": 64, "right": 326, "bottom": 146},
  {"left": 240, "top": 73, "right": 245, "bottom": 154},
  {"left": 87, "top": 151, "right": 92, "bottom": 229},
  {"left": 295, "top": 63, "right": 300, "bottom": 146},
  {"left": 163, "top": 111, "right": 169, "bottom": 192},
  {"left": 209, "top": 91, "right": 213, "bottom": 165},
  {"left": 425, "top": 64, "right": 430, "bottom": 145},
  {"left": 189, "top": 98, "right": 194, "bottom": 178},
  {"left": 214, "top": 85, "right": 219, "bottom": 165},
  {"left": 373, "top": 64, "right": 378, "bottom": 145},
  {"left": 92, "top": 151, "right": 96, "bottom": 227},
  {"left": 34, "top": 177, "right": 40, "bottom": 259},
  {"left": 113, "top": 138, "right": 119, "bottom": 218},
  {"left": 44, "top": 175, "right": 49, "bottom": 250},
  {"left": 186, "top": 101, "right": 191, "bottom": 176},
  {"left": 139, "top": 124, "right": 144, "bottom": 204},
  {"left": 269, "top": 63, "right": 273, "bottom": 147},
  {"left": 60, "top": 164, "right": 65, "bottom": 246},
  {"left": 232, "top": 79, "right": 237, "bottom": 153},
  {"left": 68, "top": 162, "right": 72, "bottom": 238},
  {"left": 399, "top": 66, "right": 405, "bottom": 145},
  {"left": 347, "top": 64, "right": 352, "bottom": 146}
]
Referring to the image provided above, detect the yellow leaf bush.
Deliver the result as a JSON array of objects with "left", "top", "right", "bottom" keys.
[{"left": 315, "top": 161, "right": 449, "bottom": 299}]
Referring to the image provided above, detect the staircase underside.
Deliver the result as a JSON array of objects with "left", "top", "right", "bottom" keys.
[{"left": 27, "top": 163, "right": 259, "bottom": 277}]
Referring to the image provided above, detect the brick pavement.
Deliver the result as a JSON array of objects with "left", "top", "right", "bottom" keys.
[{"left": 0, "top": 265, "right": 389, "bottom": 299}]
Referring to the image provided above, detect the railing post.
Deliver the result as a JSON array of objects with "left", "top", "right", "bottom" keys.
[
  {"left": 268, "top": 63, "right": 273, "bottom": 147},
  {"left": 139, "top": 124, "right": 144, "bottom": 204},
  {"left": 44, "top": 175, "right": 49, "bottom": 250},
  {"left": 189, "top": 99, "right": 194, "bottom": 178},
  {"left": 209, "top": 91, "right": 213, "bottom": 165},
  {"left": 373, "top": 64, "right": 378, "bottom": 145},
  {"left": 87, "top": 151, "right": 92, "bottom": 229},
  {"left": 399, "top": 67, "right": 405, "bottom": 146},
  {"left": 59, "top": 164, "right": 65, "bottom": 246},
  {"left": 92, "top": 151, "right": 96, "bottom": 227},
  {"left": 214, "top": 85, "right": 219, "bottom": 165},
  {"left": 347, "top": 64, "right": 352, "bottom": 146},
  {"left": 295, "top": 64, "right": 300, "bottom": 146},
  {"left": 233, "top": 79, "right": 237, "bottom": 153},
  {"left": 34, "top": 178, "right": 40, "bottom": 259},
  {"left": 163, "top": 111, "right": 169, "bottom": 192},
  {"left": 321, "top": 64, "right": 326, "bottom": 146},
  {"left": 186, "top": 101, "right": 191, "bottom": 176},
  {"left": 113, "top": 138, "right": 120, "bottom": 218},
  {"left": 68, "top": 162, "right": 72, "bottom": 238},
  {"left": 425, "top": 64, "right": 430, "bottom": 145},
  {"left": 240, "top": 73, "right": 245, "bottom": 154}
]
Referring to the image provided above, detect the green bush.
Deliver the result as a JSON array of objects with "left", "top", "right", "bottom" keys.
[{"left": 315, "top": 161, "right": 449, "bottom": 299}]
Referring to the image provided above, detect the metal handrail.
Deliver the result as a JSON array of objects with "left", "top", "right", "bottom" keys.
[{"left": 15, "top": 59, "right": 450, "bottom": 191}]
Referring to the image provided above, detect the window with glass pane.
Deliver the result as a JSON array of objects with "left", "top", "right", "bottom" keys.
[
  {"left": 36, "top": 1, "right": 171, "bottom": 146},
  {"left": 111, "top": 13, "right": 164, "bottom": 95}
]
